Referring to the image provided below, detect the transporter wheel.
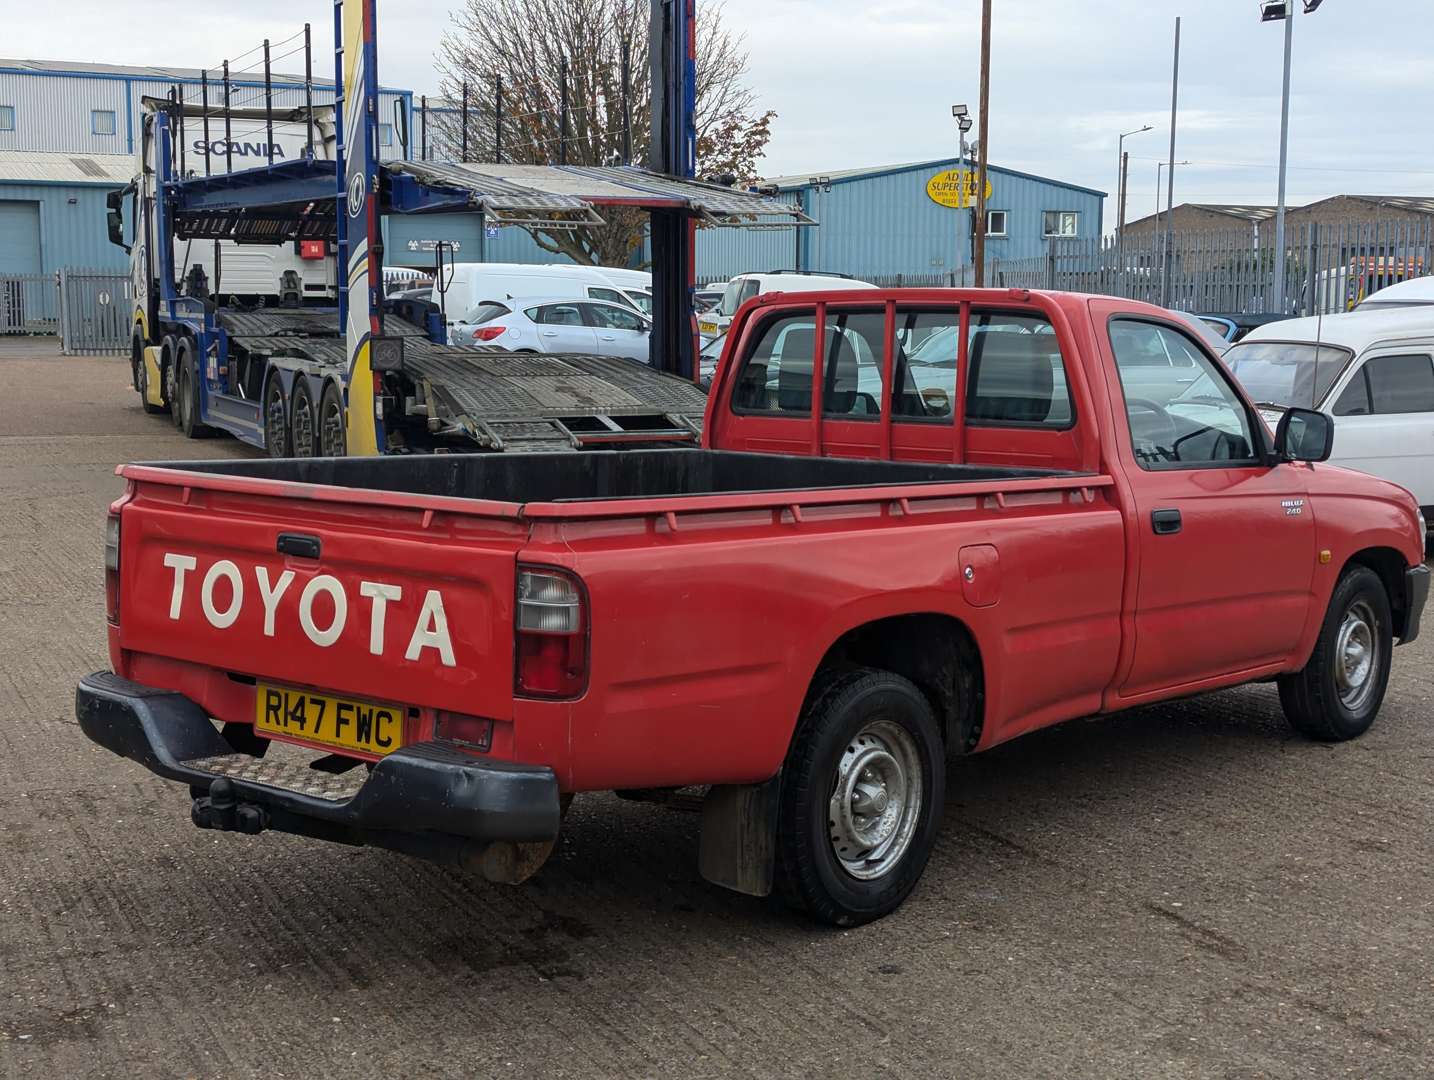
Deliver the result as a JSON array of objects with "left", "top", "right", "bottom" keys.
[
  {"left": 263, "top": 373, "right": 291, "bottom": 458},
  {"left": 135, "top": 336, "right": 165, "bottom": 415},
  {"left": 159, "top": 334, "right": 179, "bottom": 418},
  {"left": 175, "top": 338, "right": 213, "bottom": 439},
  {"left": 289, "top": 377, "right": 318, "bottom": 457},
  {"left": 318, "top": 382, "right": 347, "bottom": 457},
  {"left": 1279, "top": 565, "right": 1393, "bottom": 742},
  {"left": 774, "top": 667, "right": 945, "bottom": 927}
]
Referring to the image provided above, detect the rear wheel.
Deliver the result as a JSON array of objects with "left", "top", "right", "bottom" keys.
[
  {"left": 175, "top": 338, "right": 212, "bottom": 439},
  {"left": 1278, "top": 565, "right": 1393, "bottom": 741},
  {"left": 290, "top": 378, "right": 318, "bottom": 457},
  {"left": 318, "top": 382, "right": 347, "bottom": 457},
  {"left": 775, "top": 668, "right": 945, "bottom": 926},
  {"left": 263, "top": 374, "right": 291, "bottom": 458}
]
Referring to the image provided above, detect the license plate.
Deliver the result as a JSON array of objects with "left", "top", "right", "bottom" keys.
[
  {"left": 699, "top": 321, "right": 718, "bottom": 335},
  {"left": 255, "top": 682, "right": 405, "bottom": 757}
]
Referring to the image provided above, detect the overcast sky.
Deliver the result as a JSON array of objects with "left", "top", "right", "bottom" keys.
[{"left": 9, "top": 0, "right": 1431, "bottom": 225}]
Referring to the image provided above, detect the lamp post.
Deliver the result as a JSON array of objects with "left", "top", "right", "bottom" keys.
[
  {"left": 952, "top": 104, "right": 973, "bottom": 278},
  {"left": 1116, "top": 125, "right": 1153, "bottom": 276},
  {"left": 1156, "top": 159, "right": 1190, "bottom": 304},
  {"left": 1263, "top": 0, "right": 1324, "bottom": 311}
]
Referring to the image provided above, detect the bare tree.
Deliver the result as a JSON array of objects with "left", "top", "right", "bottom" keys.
[{"left": 434, "top": 0, "right": 775, "bottom": 265}]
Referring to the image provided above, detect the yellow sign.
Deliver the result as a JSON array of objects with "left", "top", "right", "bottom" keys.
[{"left": 926, "top": 169, "right": 993, "bottom": 209}]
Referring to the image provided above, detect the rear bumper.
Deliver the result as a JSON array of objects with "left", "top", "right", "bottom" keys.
[
  {"left": 1402, "top": 564, "right": 1430, "bottom": 645},
  {"left": 76, "top": 671, "right": 562, "bottom": 856}
]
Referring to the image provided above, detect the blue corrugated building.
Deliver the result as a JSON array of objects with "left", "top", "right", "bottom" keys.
[{"left": 695, "top": 158, "right": 1105, "bottom": 283}]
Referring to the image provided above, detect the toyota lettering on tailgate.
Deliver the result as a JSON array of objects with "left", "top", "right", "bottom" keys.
[{"left": 160, "top": 552, "right": 456, "bottom": 666}]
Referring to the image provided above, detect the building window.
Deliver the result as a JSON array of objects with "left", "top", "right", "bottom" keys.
[
  {"left": 0, "top": 105, "right": 14, "bottom": 131},
  {"left": 379, "top": 123, "right": 394, "bottom": 147},
  {"left": 986, "top": 210, "right": 1008, "bottom": 237},
  {"left": 92, "top": 109, "right": 116, "bottom": 136},
  {"left": 1043, "top": 210, "right": 1079, "bottom": 237}
]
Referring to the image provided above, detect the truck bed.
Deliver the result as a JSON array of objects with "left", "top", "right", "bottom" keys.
[{"left": 130, "top": 449, "right": 1082, "bottom": 507}]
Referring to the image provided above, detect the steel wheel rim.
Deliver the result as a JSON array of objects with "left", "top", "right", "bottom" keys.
[
  {"left": 265, "top": 383, "right": 286, "bottom": 454},
  {"left": 827, "top": 719, "right": 924, "bottom": 881},
  {"left": 1335, "top": 599, "right": 1380, "bottom": 711},
  {"left": 163, "top": 358, "right": 176, "bottom": 407},
  {"left": 292, "top": 392, "right": 315, "bottom": 455},
  {"left": 320, "top": 395, "right": 345, "bottom": 456}
]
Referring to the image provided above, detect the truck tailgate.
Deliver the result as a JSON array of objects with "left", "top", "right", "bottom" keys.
[{"left": 115, "top": 473, "right": 528, "bottom": 723}]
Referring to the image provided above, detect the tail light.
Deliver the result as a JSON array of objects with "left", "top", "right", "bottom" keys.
[
  {"left": 104, "top": 512, "right": 121, "bottom": 624},
  {"left": 472, "top": 325, "right": 506, "bottom": 342},
  {"left": 514, "top": 567, "right": 588, "bottom": 699}
]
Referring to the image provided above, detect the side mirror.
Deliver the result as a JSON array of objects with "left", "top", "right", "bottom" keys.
[
  {"left": 106, "top": 208, "right": 126, "bottom": 250},
  {"left": 1274, "top": 407, "right": 1334, "bottom": 463}
]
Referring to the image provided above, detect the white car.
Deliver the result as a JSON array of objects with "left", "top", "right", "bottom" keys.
[
  {"left": 432, "top": 262, "right": 651, "bottom": 333},
  {"left": 1218, "top": 305, "right": 1434, "bottom": 516},
  {"left": 1356, "top": 275, "right": 1434, "bottom": 312},
  {"left": 458, "top": 297, "right": 651, "bottom": 363},
  {"left": 698, "top": 272, "right": 878, "bottom": 340}
]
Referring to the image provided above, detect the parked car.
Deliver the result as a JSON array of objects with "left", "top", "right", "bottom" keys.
[
  {"left": 1355, "top": 275, "right": 1434, "bottom": 312},
  {"left": 461, "top": 296, "right": 651, "bottom": 363},
  {"left": 1194, "top": 312, "right": 1296, "bottom": 343},
  {"left": 81, "top": 289, "right": 1425, "bottom": 927},
  {"left": 1220, "top": 305, "right": 1434, "bottom": 519},
  {"left": 1172, "top": 311, "right": 1234, "bottom": 356},
  {"left": 699, "top": 271, "right": 877, "bottom": 340},
  {"left": 698, "top": 330, "right": 726, "bottom": 388},
  {"left": 432, "top": 263, "right": 650, "bottom": 332}
]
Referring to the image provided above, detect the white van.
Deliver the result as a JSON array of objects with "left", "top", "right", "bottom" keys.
[
  {"left": 1222, "top": 306, "right": 1434, "bottom": 515},
  {"left": 699, "top": 272, "right": 878, "bottom": 339},
  {"left": 431, "top": 263, "right": 648, "bottom": 330}
]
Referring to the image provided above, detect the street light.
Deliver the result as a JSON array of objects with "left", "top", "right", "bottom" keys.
[
  {"left": 1263, "top": 0, "right": 1324, "bottom": 310},
  {"left": 1116, "top": 124, "right": 1153, "bottom": 261},
  {"left": 952, "top": 104, "right": 975, "bottom": 273}
]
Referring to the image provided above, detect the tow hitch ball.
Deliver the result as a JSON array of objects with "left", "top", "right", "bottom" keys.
[{"left": 192, "top": 777, "right": 268, "bottom": 835}]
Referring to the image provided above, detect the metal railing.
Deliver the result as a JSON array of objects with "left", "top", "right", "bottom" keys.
[
  {"left": 0, "top": 274, "right": 58, "bottom": 335},
  {"left": 57, "top": 269, "right": 133, "bottom": 355},
  {"left": 866, "top": 215, "right": 1434, "bottom": 316}
]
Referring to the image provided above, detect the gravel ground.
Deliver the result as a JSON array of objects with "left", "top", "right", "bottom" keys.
[{"left": 2, "top": 340, "right": 1431, "bottom": 1079}]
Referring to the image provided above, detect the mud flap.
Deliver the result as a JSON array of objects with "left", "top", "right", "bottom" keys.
[{"left": 698, "top": 774, "right": 781, "bottom": 897}]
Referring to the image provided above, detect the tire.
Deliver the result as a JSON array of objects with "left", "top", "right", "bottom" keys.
[
  {"left": 1278, "top": 565, "right": 1393, "bottom": 742},
  {"left": 135, "top": 337, "right": 165, "bottom": 415},
  {"left": 318, "top": 382, "right": 347, "bottom": 457},
  {"left": 159, "top": 334, "right": 178, "bottom": 417},
  {"left": 175, "top": 338, "right": 212, "bottom": 439},
  {"left": 289, "top": 377, "right": 318, "bottom": 457},
  {"left": 775, "top": 668, "right": 945, "bottom": 927},
  {"left": 263, "top": 373, "right": 291, "bottom": 458}
]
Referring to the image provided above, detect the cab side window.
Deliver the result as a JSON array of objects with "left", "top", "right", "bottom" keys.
[
  {"left": 1336, "top": 354, "right": 1434, "bottom": 416},
  {"left": 1109, "top": 319, "right": 1257, "bottom": 468}
]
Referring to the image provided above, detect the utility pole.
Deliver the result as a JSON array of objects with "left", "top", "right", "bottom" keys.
[
  {"left": 1161, "top": 16, "right": 1181, "bottom": 307},
  {"left": 1273, "top": 2, "right": 1297, "bottom": 310},
  {"left": 972, "top": 0, "right": 993, "bottom": 286},
  {"left": 1118, "top": 151, "right": 1130, "bottom": 252}
]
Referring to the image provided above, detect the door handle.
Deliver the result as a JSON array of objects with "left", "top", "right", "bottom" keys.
[
  {"left": 1151, "top": 508, "right": 1183, "bottom": 535},
  {"left": 541, "top": 330, "right": 558, "bottom": 337},
  {"left": 277, "top": 532, "right": 322, "bottom": 559},
  {"left": 600, "top": 334, "right": 616, "bottom": 341}
]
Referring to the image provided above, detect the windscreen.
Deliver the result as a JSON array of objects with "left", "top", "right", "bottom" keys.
[
  {"left": 719, "top": 277, "right": 759, "bottom": 317},
  {"left": 1220, "top": 340, "right": 1353, "bottom": 408}
]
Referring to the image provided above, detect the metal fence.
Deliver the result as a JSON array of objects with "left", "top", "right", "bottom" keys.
[
  {"left": 0, "top": 274, "right": 58, "bottom": 335},
  {"left": 870, "top": 216, "right": 1434, "bottom": 316},
  {"left": 57, "top": 269, "right": 133, "bottom": 355}
]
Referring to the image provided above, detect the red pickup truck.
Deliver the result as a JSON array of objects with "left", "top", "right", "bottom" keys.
[{"left": 79, "top": 289, "right": 1428, "bottom": 926}]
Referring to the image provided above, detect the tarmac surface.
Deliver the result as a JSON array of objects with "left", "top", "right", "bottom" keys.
[{"left": 1, "top": 339, "right": 1432, "bottom": 1079}]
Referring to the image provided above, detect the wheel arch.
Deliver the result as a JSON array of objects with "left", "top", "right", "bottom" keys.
[
  {"left": 803, "top": 612, "right": 986, "bottom": 756},
  {"left": 1345, "top": 546, "right": 1411, "bottom": 639}
]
